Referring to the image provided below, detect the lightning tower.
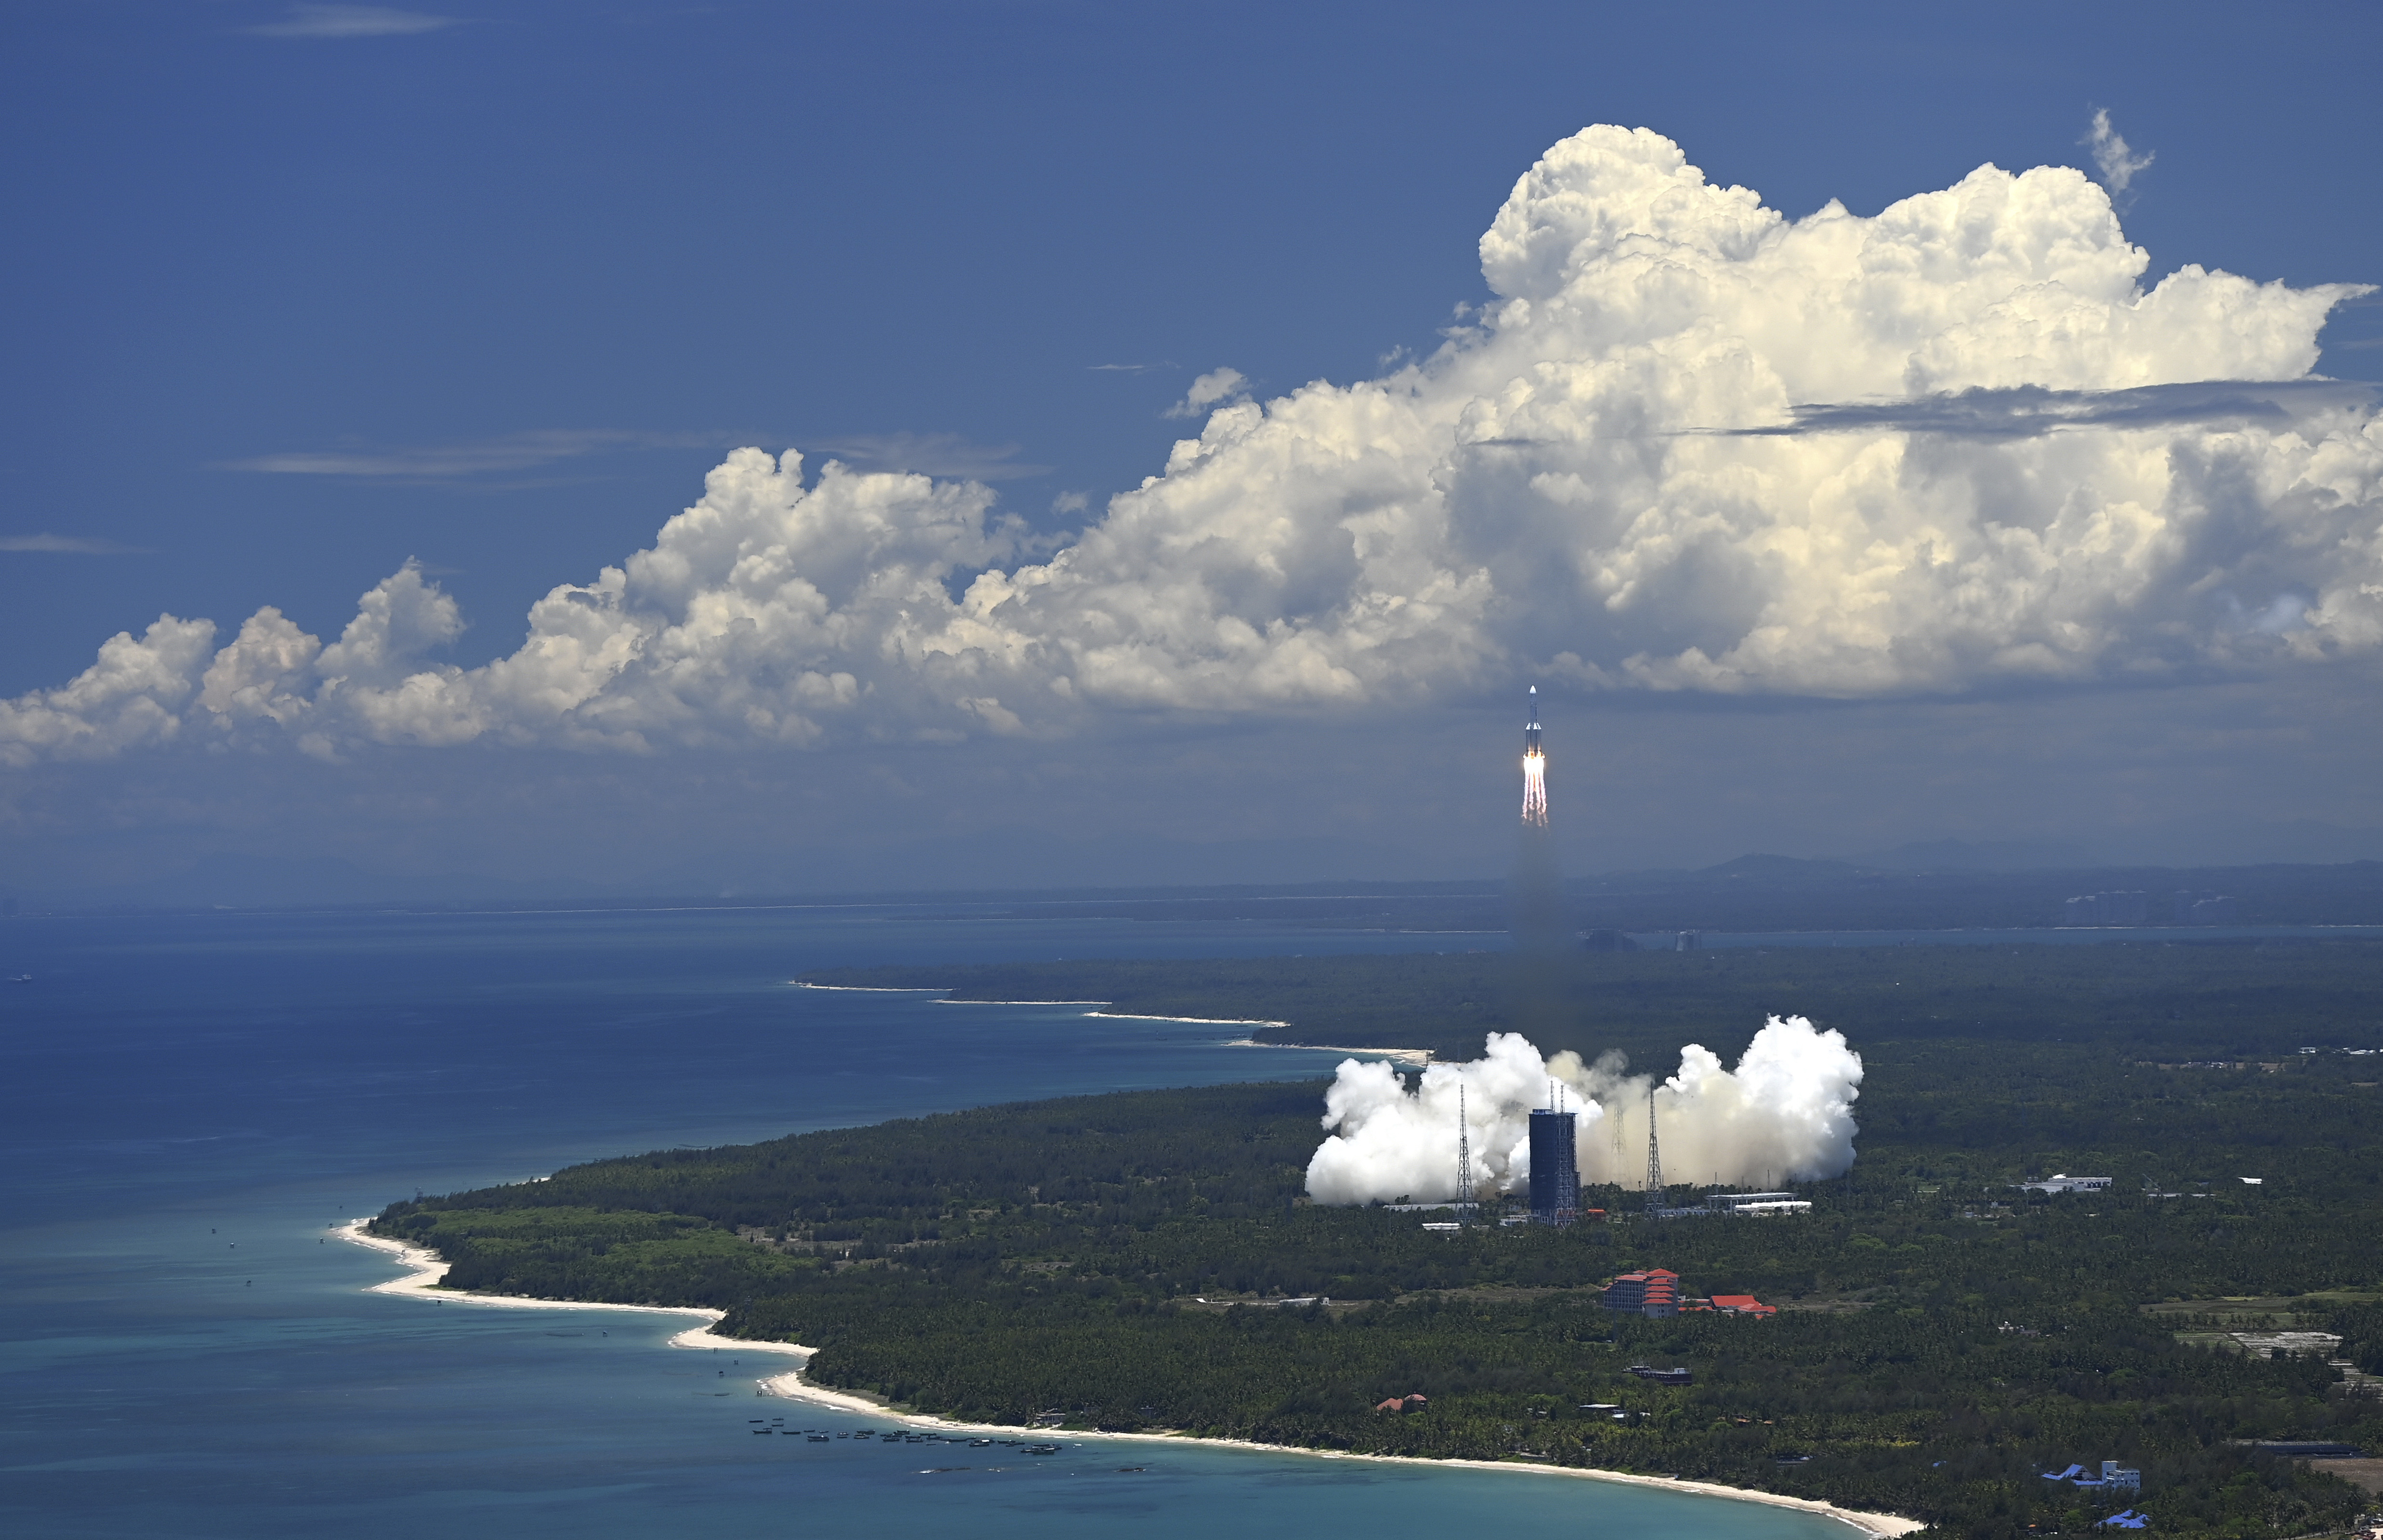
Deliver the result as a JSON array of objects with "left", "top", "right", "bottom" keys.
[
  {"left": 1521, "top": 686, "right": 1547, "bottom": 827},
  {"left": 1456, "top": 1086, "right": 1476, "bottom": 1222},
  {"left": 1645, "top": 1082, "right": 1665, "bottom": 1216}
]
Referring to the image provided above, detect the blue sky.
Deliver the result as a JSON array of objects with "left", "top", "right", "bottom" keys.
[{"left": 2, "top": 2, "right": 2380, "bottom": 896}]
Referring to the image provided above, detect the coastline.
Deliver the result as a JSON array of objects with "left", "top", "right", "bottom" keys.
[
  {"left": 338, "top": 1221, "right": 1917, "bottom": 1538},
  {"left": 797, "top": 981, "right": 1430, "bottom": 1065},
  {"left": 1222, "top": 1036, "right": 1432, "bottom": 1066},
  {"left": 747, "top": 1364, "right": 1921, "bottom": 1537}
]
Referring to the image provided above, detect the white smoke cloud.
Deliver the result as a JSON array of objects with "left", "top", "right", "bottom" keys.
[
  {"left": 1304, "top": 1016, "right": 1864, "bottom": 1206},
  {"left": 2083, "top": 109, "right": 2154, "bottom": 194},
  {"left": 7, "top": 124, "right": 2382, "bottom": 767}
]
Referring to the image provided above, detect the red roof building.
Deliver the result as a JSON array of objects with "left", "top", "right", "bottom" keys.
[
  {"left": 1601, "top": 1268, "right": 1681, "bottom": 1317},
  {"left": 1708, "top": 1294, "right": 1777, "bottom": 1317}
]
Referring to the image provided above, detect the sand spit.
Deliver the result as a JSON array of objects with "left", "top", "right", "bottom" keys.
[
  {"left": 789, "top": 984, "right": 1426, "bottom": 1062},
  {"left": 1222, "top": 1036, "right": 1432, "bottom": 1065},
  {"left": 1088, "top": 1010, "right": 1292, "bottom": 1027},
  {"left": 340, "top": 1220, "right": 1915, "bottom": 1538},
  {"left": 936, "top": 998, "right": 1114, "bottom": 1006}
]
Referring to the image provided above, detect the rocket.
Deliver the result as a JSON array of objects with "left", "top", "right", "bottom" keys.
[{"left": 1520, "top": 685, "right": 1548, "bottom": 826}]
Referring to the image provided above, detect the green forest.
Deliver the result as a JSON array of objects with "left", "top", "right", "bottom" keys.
[{"left": 372, "top": 939, "right": 2383, "bottom": 1540}]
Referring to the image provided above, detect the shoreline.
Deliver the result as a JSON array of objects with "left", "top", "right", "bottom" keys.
[
  {"left": 1222, "top": 1036, "right": 1432, "bottom": 1066},
  {"left": 789, "top": 981, "right": 1426, "bottom": 1063},
  {"left": 337, "top": 1221, "right": 1916, "bottom": 1538}
]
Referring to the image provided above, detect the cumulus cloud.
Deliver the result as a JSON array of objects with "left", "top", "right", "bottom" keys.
[
  {"left": 1304, "top": 1017, "right": 1864, "bottom": 1205},
  {"left": 1165, "top": 367, "right": 1252, "bottom": 418},
  {"left": 0, "top": 618, "right": 215, "bottom": 767},
  {"left": 2084, "top": 109, "right": 2154, "bottom": 194},
  {"left": 8, "top": 125, "right": 2383, "bottom": 766}
]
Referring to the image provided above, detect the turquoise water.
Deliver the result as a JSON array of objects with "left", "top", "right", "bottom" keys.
[{"left": 0, "top": 907, "right": 1849, "bottom": 1539}]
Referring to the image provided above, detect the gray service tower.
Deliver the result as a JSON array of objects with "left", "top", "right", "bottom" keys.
[{"left": 1528, "top": 1098, "right": 1580, "bottom": 1226}]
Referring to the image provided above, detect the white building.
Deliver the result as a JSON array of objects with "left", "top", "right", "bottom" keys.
[
  {"left": 2021, "top": 1174, "right": 2113, "bottom": 1195},
  {"left": 1704, "top": 1191, "right": 1813, "bottom": 1215}
]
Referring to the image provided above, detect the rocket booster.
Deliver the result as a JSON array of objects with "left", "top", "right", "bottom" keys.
[{"left": 1524, "top": 685, "right": 1542, "bottom": 757}]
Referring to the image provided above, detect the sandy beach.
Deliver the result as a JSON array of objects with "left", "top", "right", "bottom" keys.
[
  {"left": 744, "top": 1365, "right": 1921, "bottom": 1536},
  {"left": 339, "top": 1220, "right": 1918, "bottom": 1538}
]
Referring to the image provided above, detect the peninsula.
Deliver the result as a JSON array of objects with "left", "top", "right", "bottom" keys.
[{"left": 368, "top": 942, "right": 2383, "bottom": 1539}]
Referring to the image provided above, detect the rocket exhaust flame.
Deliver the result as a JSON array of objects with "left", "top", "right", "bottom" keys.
[{"left": 1520, "top": 686, "right": 1547, "bottom": 827}]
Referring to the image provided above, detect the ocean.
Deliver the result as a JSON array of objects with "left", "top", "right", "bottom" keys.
[{"left": 0, "top": 905, "right": 1855, "bottom": 1540}]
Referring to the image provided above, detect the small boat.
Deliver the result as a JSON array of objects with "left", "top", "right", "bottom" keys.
[{"left": 808, "top": 1434, "right": 830, "bottom": 1442}]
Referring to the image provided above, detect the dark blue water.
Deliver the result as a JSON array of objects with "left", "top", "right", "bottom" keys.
[
  {"left": 0, "top": 907, "right": 1851, "bottom": 1539},
  {"left": 1629, "top": 926, "right": 2382, "bottom": 949}
]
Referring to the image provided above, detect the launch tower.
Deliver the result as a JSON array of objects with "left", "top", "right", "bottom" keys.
[{"left": 1528, "top": 1088, "right": 1579, "bottom": 1226}]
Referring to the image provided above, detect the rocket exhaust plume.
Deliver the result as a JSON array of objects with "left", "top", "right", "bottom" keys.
[
  {"left": 1521, "top": 685, "right": 1547, "bottom": 828},
  {"left": 1303, "top": 1018, "right": 1864, "bottom": 1205},
  {"left": 1510, "top": 684, "right": 1565, "bottom": 954}
]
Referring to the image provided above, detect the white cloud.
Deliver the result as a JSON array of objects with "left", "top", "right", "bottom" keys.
[
  {"left": 244, "top": 5, "right": 458, "bottom": 38},
  {"left": 0, "top": 617, "right": 215, "bottom": 767},
  {"left": 798, "top": 433, "right": 1049, "bottom": 482},
  {"left": 8, "top": 126, "right": 2382, "bottom": 767},
  {"left": 1164, "top": 367, "right": 1251, "bottom": 418},
  {"left": 224, "top": 427, "right": 1045, "bottom": 485},
  {"left": 225, "top": 429, "right": 735, "bottom": 480},
  {"left": 0, "top": 534, "right": 149, "bottom": 554},
  {"left": 2083, "top": 108, "right": 2154, "bottom": 194}
]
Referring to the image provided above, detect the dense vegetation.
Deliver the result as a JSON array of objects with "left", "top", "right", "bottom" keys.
[{"left": 374, "top": 941, "right": 2383, "bottom": 1540}]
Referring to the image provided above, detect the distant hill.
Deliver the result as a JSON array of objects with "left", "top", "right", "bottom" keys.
[{"left": 6, "top": 850, "right": 2380, "bottom": 931}]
